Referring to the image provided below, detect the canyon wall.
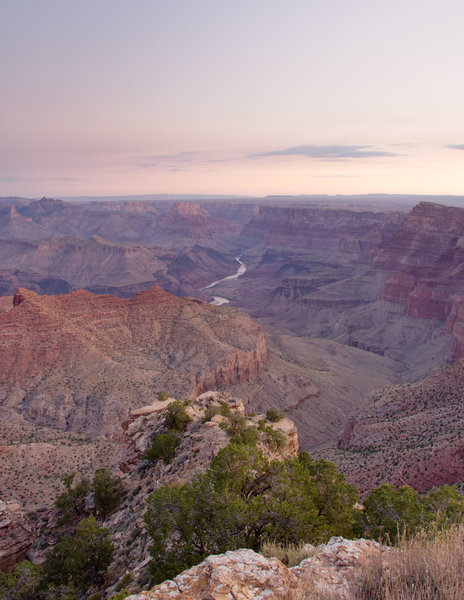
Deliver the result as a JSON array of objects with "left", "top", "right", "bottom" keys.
[{"left": 0, "top": 286, "right": 268, "bottom": 438}]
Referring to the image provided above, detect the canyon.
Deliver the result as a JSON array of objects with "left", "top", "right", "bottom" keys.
[
  {"left": 3, "top": 194, "right": 464, "bottom": 596},
  {"left": 3, "top": 195, "right": 464, "bottom": 529}
]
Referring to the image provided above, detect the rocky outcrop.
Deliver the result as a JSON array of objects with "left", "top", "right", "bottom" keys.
[
  {"left": 94, "top": 392, "right": 297, "bottom": 590},
  {"left": 0, "top": 286, "right": 268, "bottom": 438},
  {"left": 0, "top": 501, "right": 34, "bottom": 571},
  {"left": 126, "top": 538, "right": 392, "bottom": 600},
  {"left": 128, "top": 549, "right": 304, "bottom": 600}
]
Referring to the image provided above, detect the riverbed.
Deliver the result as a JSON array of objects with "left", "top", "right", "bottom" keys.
[{"left": 204, "top": 256, "right": 246, "bottom": 305}]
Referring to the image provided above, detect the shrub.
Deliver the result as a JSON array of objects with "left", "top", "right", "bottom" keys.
[
  {"left": 54, "top": 473, "right": 89, "bottom": 525},
  {"left": 266, "top": 408, "right": 284, "bottom": 423},
  {"left": 0, "top": 560, "right": 42, "bottom": 600},
  {"left": 264, "top": 427, "right": 286, "bottom": 451},
  {"left": 157, "top": 392, "right": 169, "bottom": 401},
  {"left": 359, "top": 482, "right": 464, "bottom": 544},
  {"left": 143, "top": 431, "right": 181, "bottom": 464},
  {"left": 202, "top": 401, "right": 232, "bottom": 423},
  {"left": 164, "top": 400, "right": 190, "bottom": 431},
  {"left": 144, "top": 444, "right": 358, "bottom": 584},
  {"left": 92, "top": 469, "right": 124, "bottom": 517},
  {"left": 43, "top": 516, "right": 113, "bottom": 592}
]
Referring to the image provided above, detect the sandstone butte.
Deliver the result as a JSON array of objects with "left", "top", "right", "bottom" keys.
[{"left": 0, "top": 286, "right": 268, "bottom": 438}]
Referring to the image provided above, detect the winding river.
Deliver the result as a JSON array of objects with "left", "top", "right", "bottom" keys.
[{"left": 204, "top": 256, "right": 246, "bottom": 305}]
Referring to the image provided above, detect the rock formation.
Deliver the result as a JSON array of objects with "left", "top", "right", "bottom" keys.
[
  {"left": 0, "top": 501, "right": 34, "bottom": 571},
  {"left": 0, "top": 237, "right": 237, "bottom": 298},
  {"left": 0, "top": 286, "right": 267, "bottom": 439},
  {"left": 21, "top": 391, "right": 297, "bottom": 590},
  {"left": 240, "top": 205, "right": 404, "bottom": 251},
  {"left": 126, "top": 537, "right": 392, "bottom": 600},
  {"left": 314, "top": 360, "right": 464, "bottom": 493}
]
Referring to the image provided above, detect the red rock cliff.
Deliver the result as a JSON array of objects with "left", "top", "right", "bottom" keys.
[{"left": 0, "top": 286, "right": 268, "bottom": 436}]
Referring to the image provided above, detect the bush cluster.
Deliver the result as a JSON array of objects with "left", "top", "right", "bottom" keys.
[{"left": 144, "top": 445, "right": 358, "bottom": 583}]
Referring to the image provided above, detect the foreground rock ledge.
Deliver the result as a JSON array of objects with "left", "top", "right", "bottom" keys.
[{"left": 127, "top": 537, "right": 392, "bottom": 600}]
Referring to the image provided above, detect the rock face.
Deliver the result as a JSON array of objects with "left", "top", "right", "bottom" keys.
[
  {"left": 241, "top": 205, "right": 404, "bottom": 251},
  {"left": 126, "top": 538, "right": 392, "bottom": 600},
  {"left": 0, "top": 501, "right": 34, "bottom": 571},
  {"left": 160, "top": 202, "right": 239, "bottom": 239},
  {"left": 314, "top": 360, "right": 464, "bottom": 494},
  {"left": 0, "top": 286, "right": 267, "bottom": 438},
  {"left": 373, "top": 202, "right": 464, "bottom": 360}
]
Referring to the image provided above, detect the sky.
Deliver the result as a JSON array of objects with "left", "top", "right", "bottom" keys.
[{"left": 1, "top": 0, "right": 463, "bottom": 198}]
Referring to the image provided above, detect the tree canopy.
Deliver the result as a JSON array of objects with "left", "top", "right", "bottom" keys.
[{"left": 144, "top": 443, "right": 358, "bottom": 583}]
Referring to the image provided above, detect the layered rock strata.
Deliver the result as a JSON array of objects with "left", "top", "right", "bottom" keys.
[{"left": 0, "top": 286, "right": 267, "bottom": 438}]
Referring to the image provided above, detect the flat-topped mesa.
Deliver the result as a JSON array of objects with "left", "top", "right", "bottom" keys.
[
  {"left": 240, "top": 205, "right": 404, "bottom": 251},
  {"left": 0, "top": 286, "right": 268, "bottom": 437},
  {"left": 170, "top": 201, "right": 209, "bottom": 217},
  {"left": 160, "top": 202, "right": 237, "bottom": 238}
]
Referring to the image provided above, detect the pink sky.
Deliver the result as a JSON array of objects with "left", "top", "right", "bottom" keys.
[{"left": 1, "top": 1, "right": 463, "bottom": 198}]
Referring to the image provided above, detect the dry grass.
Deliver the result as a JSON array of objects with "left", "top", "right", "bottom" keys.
[
  {"left": 260, "top": 540, "right": 315, "bottom": 567},
  {"left": 356, "top": 524, "right": 464, "bottom": 599}
]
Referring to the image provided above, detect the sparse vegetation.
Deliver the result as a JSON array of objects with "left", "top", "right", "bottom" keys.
[
  {"left": 157, "top": 392, "right": 169, "bottom": 402},
  {"left": 266, "top": 407, "right": 284, "bottom": 423},
  {"left": 164, "top": 400, "right": 191, "bottom": 432},
  {"left": 143, "top": 431, "right": 181, "bottom": 464},
  {"left": 202, "top": 401, "right": 232, "bottom": 423},
  {"left": 92, "top": 469, "right": 124, "bottom": 517},
  {"left": 356, "top": 523, "right": 464, "bottom": 599},
  {"left": 260, "top": 540, "right": 314, "bottom": 566}
]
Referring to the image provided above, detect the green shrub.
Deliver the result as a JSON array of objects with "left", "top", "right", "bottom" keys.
[
  {"left": 157, "top": 392, "right": 169, "bottom": 401},
  {"left": 144, "top": 444, "right": 358, "bottom": 584},
  {"left": 164, "top": 401, "right": 191, "bottom": 431},
  {"left": 359, "top": 483, "right": 464, "bottom": 544},
  {"left": 264, "top": 427, "right": 286, "bottom": 450},
  {"left": 266, "top": 408, "right": 284, "bottom": 423},
  {"left": 143, "top": 431, "right": 181, "bottom": 464},
  {"left": 92, "top": 469, "right": 124, "bottom": 517},
  {"left": 43, "top": 516, "right": 113, "bottom": 592},
  {"left": 202, "top": 401, "right": 232, "bottom": 423},
  {"left": 54, "top": 473, "right": 89, "bottom": 525},
  {"left": 0, "top": 560, "right": 42, "bottom": 600}
]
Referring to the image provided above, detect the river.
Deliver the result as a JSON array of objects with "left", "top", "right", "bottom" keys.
[{"left": 204, "top": 256, "right": 246, "bottom": 305}]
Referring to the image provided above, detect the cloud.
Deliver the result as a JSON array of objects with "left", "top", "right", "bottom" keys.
[
  {"left": 250, "top": 144, "right": 399, "bottom": 160},
  {"left": 447, "top": 144, "right": 464, "bottom": 151},
  {"left": 0, "top": 175, "right": 86, "bottom": 182},
  {"left": 145, "top": 151, "right": 197, "bottom": 163},
  {"left": 0, "top": 176, "right": 28, "bottom": 182}
]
